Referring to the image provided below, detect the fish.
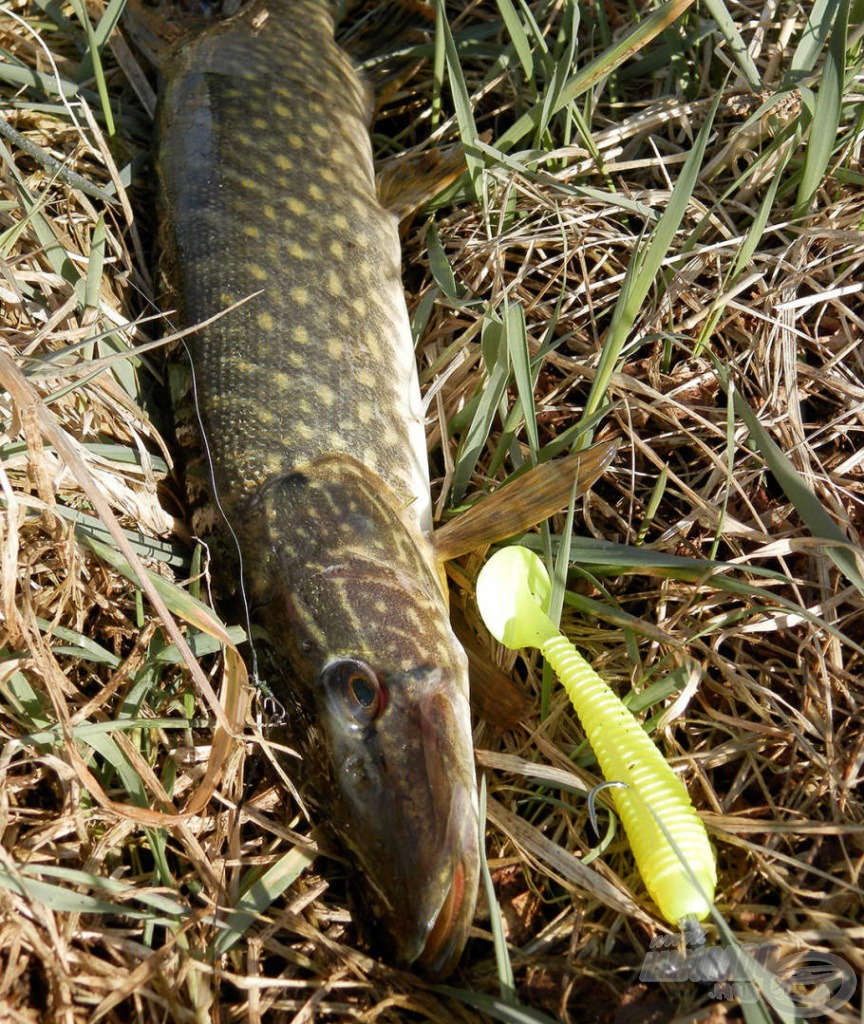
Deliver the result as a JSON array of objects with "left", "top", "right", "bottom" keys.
[
  {"left": 156, "top": 0, "right": 479, "bottom": 974},
  {"left": 155, "top": 0, "right": 616, "bottom": 975}
]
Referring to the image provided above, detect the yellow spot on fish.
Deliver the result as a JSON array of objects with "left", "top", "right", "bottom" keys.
[
  {"left": 288, "top": 133, "right": 304, "bottom": 149},
  {"left": 321, "top": 167, "right": 338, "bottom": 184},
  {"left": 357, "top": 402, "right": 374, "bottom": 424},
  {"left": 326, "top": 271, "right": 343, "bottom": 296},
  {"left": 312, "top": 123, "right": 328, "bottom": 138},
  {"left": 288, "top": 351, "right": 305, "bottom": 367},
  {"left": 295, "top": 422, "right": 314, "bottom": 440},
  {"left": 287, "top": 241, "right": 309, "bottom": 260},
  {"left": 352, "top": 298, "right": 368, "bottom": 317},
  {"left": 293, "top": 324, "right": 309, "bottom": 343},
  {"left": 236, "top": 132, "right": 252, "bottom": 146},
  {"left": 329, "top": 432, "right": 347, "bottom": 450},
  {"left": 333, "top": 213, "right": 349, "bottom": 231},
  {"left": 308, "top": 182, "right": 324, "bottom": 201},
  {"left": 257, "top": 311, "right": 274, "bottom": 330},
  {"left": 317, "top": 384, "right": 335, "bottom": 407},
  {"left": 356, "top": 367, "right": 376, "bottom": 388},
  {"left": 326, "top": 338, "right": 343, "bottom": 358},
  {"left": 249, "top": 263, "right": 267, "bottom": 281},
  {"left": 243, "top": 224, "right": 261, "bottom": 239},
  {"left": 287, "top": 197, "right": 307, "bottom": 216},
  {"left": 263, "top": 204, "right": 277, "bottom": 221},
  {"left": 274, "top": 371, "right": 291, "bottom": 390},
  {"left": 274, "top": 102, "right": 290, "bottom": 118},
  {"left": 292, "top": 287, "right": 309, "bottom": 305},
  {"left": 219, "top": 292, "right": 235, "bottom": 306},
  {"left": 259, "top": 408, "right": 276, "bottom": 425},
  {"left": 275, "top": 154, "right": 293, "bottom": 170},
  {"left": 329, "top": 240, "right": 344, "bottom": 260},
  {"left": 364, "top": 449, "right": 378, "bottom": 470}
]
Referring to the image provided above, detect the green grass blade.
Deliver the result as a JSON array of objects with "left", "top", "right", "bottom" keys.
[
  {"left": 36, "top": 616, "right": 121, "bottom": 668},
  {"left": 504, "top": 299, "right": 539, "bottom": 462},
  {"left": 0, "top": 867, "right": 178, "bottom": 921},
  {"left": 701, "top": 0, "right": 761, "bottom": 89},
  {"left": 495, "top": 0, "right": 698, "bottom": 151},
  {"left": 496, "top": 0, "right": 534, "bottom": 82},
  {"left": 478, "top": 775, "right": 516, "bottom": 1002},
  {"left": 519, "top": 533, "right": 864, "bottom": 658},
  {"left": 580, "top": 88, "right": 722, "bottom": 427},
  {"left": 435, "top": 986, "right": 560, "bottom": 1024},
  {"left": 210, "top": 846, "right": 316, "bottom": 957},
  {"left": 435, "top": 0, "right": 482, "bottom": 200},
  {"left": 21, "top": 864, "right": 189, "bottom": 917},
  {"left": 425, "top": 221, "right": 461, "bottom": 301},
  {"left": 727, "top": 379, "right": 864, "bottom": 596},
  {"left": 70, "top": 0, "right": 114, "bottom": 135},
  {"left": 85, "top": 731, "right": 149, "bottom": 807},
  {"left": 788, "top": 0, "right": 836, "bottom": 78},
  {"left": 795, "top": 0, "right": 849, "bottom": 216},
  {"left": 449, "top": 309, "right": 512, "bottom": 504}
]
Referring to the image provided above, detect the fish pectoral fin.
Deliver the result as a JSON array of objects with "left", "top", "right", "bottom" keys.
[
  {"left": 431, "top": 440, "right": 618, "bottom": 563},
  {"left": 377, "top": 144, "right": 468, "bottom": 221}
]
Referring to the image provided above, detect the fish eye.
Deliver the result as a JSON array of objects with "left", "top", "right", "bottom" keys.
[{"left": 322, "top": 659, "right": 386, "bottom": 727}]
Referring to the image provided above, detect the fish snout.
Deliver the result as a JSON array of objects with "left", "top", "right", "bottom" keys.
[{"left": 319, "top": 663, "right": 479, "bottom": 974}]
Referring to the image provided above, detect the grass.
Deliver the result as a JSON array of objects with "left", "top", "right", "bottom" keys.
[{"left": 2, "top": 0, "right": 864, "bottom": 1021}]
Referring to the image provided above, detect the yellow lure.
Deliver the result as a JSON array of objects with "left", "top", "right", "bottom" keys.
[{"left": 476, "top": 545, "right": 716, "bottom": 924}]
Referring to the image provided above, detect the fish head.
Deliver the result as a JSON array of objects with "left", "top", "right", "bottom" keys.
[
  {"left": 311, "top": 606, "right": 479, "bottom": 976},
  {"left": 295, "top": 562, "right": 480, "bottom": 976},
  {"left": 255, "top": 457, "right": 480, "bottom": 975}
]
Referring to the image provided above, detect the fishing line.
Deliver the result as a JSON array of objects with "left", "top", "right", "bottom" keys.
[
  {"left": 123, "top": 272, "right": 264, "bottom": 691},
  {"left": 180, "top": 335, "right": 262, "bottom": 689}
]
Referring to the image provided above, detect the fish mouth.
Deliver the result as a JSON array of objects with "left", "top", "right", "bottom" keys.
[{"left": 416, "top": 855, "right": 471, "bottom": 977}]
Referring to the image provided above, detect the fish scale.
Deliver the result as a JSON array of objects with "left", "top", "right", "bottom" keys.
[{"left": 157, "top": 0, "right": 479, "bottom": 975}]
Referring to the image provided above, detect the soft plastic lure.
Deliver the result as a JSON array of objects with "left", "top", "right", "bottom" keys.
[{"left": 476, "top": 545, "right": 716, "bottom": 924}]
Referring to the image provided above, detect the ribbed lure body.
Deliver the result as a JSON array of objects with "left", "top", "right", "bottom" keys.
[
  {"left": 541, "top": 636, "right": 716, "bottom": 922},
  {"left": 157, "top": 0, "right": 479, "bottom": 975}
]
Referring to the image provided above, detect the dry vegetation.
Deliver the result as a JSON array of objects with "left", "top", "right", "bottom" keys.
[{"left": 1, "top": 0, "right": 863, "bottom": 1022}]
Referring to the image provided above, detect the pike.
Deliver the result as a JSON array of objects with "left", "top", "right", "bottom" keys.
[{"left": 156, "top": 0, "right": 614, "bottom": 974}]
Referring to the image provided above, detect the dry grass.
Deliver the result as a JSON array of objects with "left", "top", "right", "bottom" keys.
[{"left": 1, "top": 0, "right": 863, "bottom": 1022}]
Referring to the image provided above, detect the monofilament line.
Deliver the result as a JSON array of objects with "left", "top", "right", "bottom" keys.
[{"left": 181, "top": 336, "right": 262, "bottom": 688}]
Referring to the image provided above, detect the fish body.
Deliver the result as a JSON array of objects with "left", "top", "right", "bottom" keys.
[{"left": 156, "top": 0, "right": 479, "bottom": 974}]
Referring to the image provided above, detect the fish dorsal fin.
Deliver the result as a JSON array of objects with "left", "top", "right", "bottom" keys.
[
  {"left": 377, "top": 144, "right": 467, "bottom": 220},
  {"left": 432, "top": 441, "right": 618, "bottom": 563}
]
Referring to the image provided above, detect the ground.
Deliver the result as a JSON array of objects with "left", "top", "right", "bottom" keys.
[{"left": 0, "top": 1, "right": 862, "bottom": 1022}]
